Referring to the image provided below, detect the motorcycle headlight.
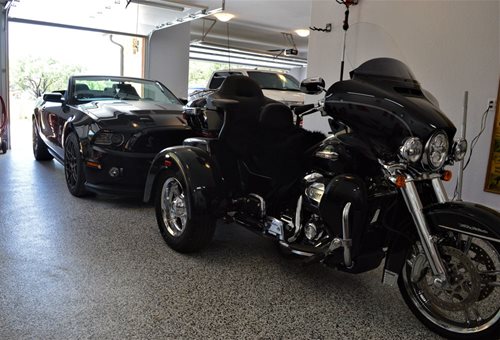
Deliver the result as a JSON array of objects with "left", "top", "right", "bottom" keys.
[
  {"left": 451, "top": 138, "right": 467, "bottom": 161},
  {"left": 423, "top": 131, "right": 449, "bottom": 170},
  {"left": 94, "top": 132, "right": 125, "bottom": 147},
  {"left": 399, "top": 137, "right": 423, "bottom": 162}
]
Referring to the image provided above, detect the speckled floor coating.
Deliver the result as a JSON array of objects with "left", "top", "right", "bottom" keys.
[{"left": 0, "top": 122, "right": 442, "bottom": 339}]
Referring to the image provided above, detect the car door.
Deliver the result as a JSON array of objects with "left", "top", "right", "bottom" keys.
[{"left": 39, "top": 96, "right": 68, "bottom": 159}]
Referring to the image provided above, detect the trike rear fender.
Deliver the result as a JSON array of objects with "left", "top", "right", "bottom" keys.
[{"left": 143, "top": 146, "right": 226, "bottom": 215}]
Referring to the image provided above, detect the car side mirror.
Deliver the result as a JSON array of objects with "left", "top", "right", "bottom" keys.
[
  {"left": 178, "top": 97, "right": 188, "bottom": 105},
  {"left": 43, "top": 93, "right": 64, "bottom": 103},
  {"left": 300, "top": 77, "right": 326, "bottom": 95}
]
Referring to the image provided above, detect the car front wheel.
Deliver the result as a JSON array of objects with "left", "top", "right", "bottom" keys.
[
  {"left": 64, "top": 132, "right": 88, "bottom": 197},
  {"left": 32, "top": 119, "right": 53, "bottom": 161}
]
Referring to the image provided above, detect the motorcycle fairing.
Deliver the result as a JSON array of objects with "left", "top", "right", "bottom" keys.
[
  {"left": 424, "top": 201, "right": 500, "bottom": 243},
  {"left": 325, "top": 58, "right": 456, "bottom": 157}
]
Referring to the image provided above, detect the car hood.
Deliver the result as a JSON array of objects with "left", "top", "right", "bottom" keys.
[
  {"left": 262, "top": 89, "right": 304, "bottom": 104},
  {"left": 78, "top": 100, "right": 188, "bottom": 130}
]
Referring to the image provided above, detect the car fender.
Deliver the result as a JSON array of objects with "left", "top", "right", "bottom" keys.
[{"left": 143, "top": 146, "right": 226, "bottom": 215}]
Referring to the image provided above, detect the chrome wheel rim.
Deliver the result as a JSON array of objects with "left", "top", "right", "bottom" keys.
[
  {"left": 64, "top": 138, "right": 79, "bottom": 188},
  {"left": 403, "top": 236, "right": 500, "bottom": 335},
  {"left": 161, "top": 177, "right": 187, "bottom": 237}
]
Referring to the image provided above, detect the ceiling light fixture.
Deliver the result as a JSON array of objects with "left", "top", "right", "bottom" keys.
[
  {"left": 213, "top": 12, "right": 235, "bottom": 22},
  {"left": 295, "top": 29, "right": 310, "bottom": 37}
]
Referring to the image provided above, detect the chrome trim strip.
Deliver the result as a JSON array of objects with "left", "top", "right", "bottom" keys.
[{"left": 437, "top": 224, "right": 500, "bottom": 244}]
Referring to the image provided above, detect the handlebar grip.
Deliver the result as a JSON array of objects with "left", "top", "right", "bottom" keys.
[{"left": 292, "top": 103, "right": 315, "bottom": 116}]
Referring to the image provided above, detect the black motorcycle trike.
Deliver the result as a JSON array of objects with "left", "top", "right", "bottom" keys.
[{"left": 143, "top": 58, "right": 500, "bottom": 339}]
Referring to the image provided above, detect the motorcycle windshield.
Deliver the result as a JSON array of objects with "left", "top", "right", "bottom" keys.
[
  {"left": 350, "top": 58, "right": 418, "bottom": 84},
  {"left": 325, "top": 23, "right": 456, "bottom": 153}
]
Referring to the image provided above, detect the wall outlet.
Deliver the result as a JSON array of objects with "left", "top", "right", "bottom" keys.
[{"left": 488, "top": 98, "right": 496, "bottom": 112}]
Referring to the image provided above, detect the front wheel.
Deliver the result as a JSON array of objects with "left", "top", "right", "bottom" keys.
[
  {"left": 155, "top": 170, "right": 216, "bottom": 253},
  {"left": 64, "top": 132, "right": 88, "bottom": 197},
  {"left": 398, "top": 233, "right": 500, "bottom": 339},
  {"left": 32, "top": 119, "right": 53, "bottom": 160}
]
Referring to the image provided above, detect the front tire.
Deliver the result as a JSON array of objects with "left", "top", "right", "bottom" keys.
[
  {"left": 398, "top": 234, "right": 500, "bottom": 339},
  {"left": 32, "top": 119, "right": 53, "bottom": 160},
  {"left": 155, "top": 170, "right": 216, "bottom": 253},
  {"left": 64, "top": 132, "right": 88, "bottom": 197}
]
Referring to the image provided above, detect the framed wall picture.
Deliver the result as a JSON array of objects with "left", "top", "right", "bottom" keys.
[{"left": 484, "top": 80, "right": 500, "bottom": 194}]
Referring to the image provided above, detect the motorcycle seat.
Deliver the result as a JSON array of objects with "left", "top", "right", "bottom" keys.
[{"left": 255, "top": 103, "right": 326, "bottom": 191}]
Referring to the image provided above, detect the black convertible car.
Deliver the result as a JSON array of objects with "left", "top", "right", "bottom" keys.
[{"left": 32, "top": 75, "right": 194, "bottom": 197}]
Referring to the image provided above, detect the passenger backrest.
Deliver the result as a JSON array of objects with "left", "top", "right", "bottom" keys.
[
  {"left": 206, "top": 75, "right": 275, "bottom": 156},
  {"left": 259, "top": 102, "right": 294, "bottom": 131}
]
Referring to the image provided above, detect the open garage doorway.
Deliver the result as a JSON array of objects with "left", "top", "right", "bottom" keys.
[{"left": 8, "top": 22, "right": 145, "bottom": 151}]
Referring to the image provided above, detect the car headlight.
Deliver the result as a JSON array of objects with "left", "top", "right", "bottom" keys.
[
  {"left": 399, "top": 137, "right": 423, "bottom": 162},
  {"left": 451, "top": 138, "right": 467, "bottom": 161},
  {"left": 94, "top": 132, "right": 125, "bottom": 147},
  {"left": 423, "top": 131, "right": 449, "bottom": 170}
]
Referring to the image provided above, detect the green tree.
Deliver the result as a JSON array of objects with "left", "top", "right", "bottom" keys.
[{"left": 11, "top": 56, "right": 84, "bottom": 99}]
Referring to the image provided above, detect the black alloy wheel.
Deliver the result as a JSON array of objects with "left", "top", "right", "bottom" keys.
[
  {"left": 32, "top": 119, "right": 53, "bottom": 160},
  {"left": 64, "top": 132, "right": 88, "bottom": 197},
  {"left": 155, "top": 170, "right": 216, "bottom": 253}
]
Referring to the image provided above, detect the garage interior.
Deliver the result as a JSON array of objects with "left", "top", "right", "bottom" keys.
[{"left": 1, "top": 0, "right": 499, "bottom": 339}]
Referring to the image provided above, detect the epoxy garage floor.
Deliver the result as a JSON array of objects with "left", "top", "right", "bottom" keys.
[{"left": 0, "top": 124, "right": 440, "bottom": 339}]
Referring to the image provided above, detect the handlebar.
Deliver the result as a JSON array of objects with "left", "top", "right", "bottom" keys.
[{"left": 291, "top": 103, "right": 322, "bottom": 126}]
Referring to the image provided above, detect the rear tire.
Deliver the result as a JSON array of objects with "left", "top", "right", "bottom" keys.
[
  {"left": 64, "top": 132, "right": 88, "bottom": 197},
  {"left": 32, "top": 119, "right": 53, "bottom": 160},
  {"left": 155, "top": 170, "right": 216, "bottom": 253}
]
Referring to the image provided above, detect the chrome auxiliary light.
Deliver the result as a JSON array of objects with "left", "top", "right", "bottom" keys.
[
  {"left": 399, "top": 137, "right": 423, "bottom": 162},
  {"left": 451, "top": 138, "right": 467, "bottom": 162}
]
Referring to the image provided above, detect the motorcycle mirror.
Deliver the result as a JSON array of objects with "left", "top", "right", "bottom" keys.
[{"left": 300, "top": 77, "right": 326, "bottom": 95}]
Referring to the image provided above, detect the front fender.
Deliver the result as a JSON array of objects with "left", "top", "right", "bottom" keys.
[
  {"left": 424, "top": 201, "right": 500, "bottom": 244},
  {"left": 143, "top": 146, "right": 225, "bottom": 215},
  {"left": 383, "top": 201, "right": 500, "bottom": 285}
]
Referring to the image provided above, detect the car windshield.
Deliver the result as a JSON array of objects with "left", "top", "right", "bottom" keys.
[
  {"left": 72, "top": 77, "right": 181, "bottom": 105},
  {"left": 247, "top": 72, "right": 300, "bottom": 91}
]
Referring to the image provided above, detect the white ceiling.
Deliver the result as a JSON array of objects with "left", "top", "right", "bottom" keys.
[
  {"left": 8, "top": 0, "right": 312, "bottom": 58},
  {"left": 190, "top": 0, "right": 311, "bottom": 58}
]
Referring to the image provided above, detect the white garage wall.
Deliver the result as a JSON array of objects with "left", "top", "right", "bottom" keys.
[
  {"left": 148, "top": 22, "right": 191, "bottom": 98},
  {"left": 305, "top": 0, "right": 500, "bottom": 209}
]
